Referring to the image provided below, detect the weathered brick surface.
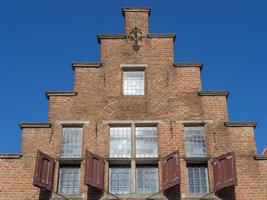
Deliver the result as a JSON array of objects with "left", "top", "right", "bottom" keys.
[
  {"left": 0, "top": 127, "right": 53, "bottom": 200},
  {"left": 123, "top": 8, "right": 150, "bottom": 33},
  {"left": 0, "top": 7, "right": 266, "bottom": 200}
]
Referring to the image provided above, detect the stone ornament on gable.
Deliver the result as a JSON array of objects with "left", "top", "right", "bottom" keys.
[{"left": 127, "top": 26, "right": 146, "bottom": 52}]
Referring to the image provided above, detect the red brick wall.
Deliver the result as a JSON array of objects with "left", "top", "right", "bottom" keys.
[
  {"left": 0, "top": 7, "right": 266, "bottom": 200},
  {"left": 123, "top": 8, "right": 149, "bottom": 33}
]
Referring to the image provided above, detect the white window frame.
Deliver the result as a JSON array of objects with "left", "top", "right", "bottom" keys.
[
  {"left": 108, "top": 122, "right": 158, "bottom": 194},
  {"left": 60, "top": 127, "right": 83, "bottom": 158},
  {"left": 109, "top": 127, "right": 132, "bottom": 158},
  {"left": 58, "top": 166, "right": 80, "bottom": 195},
  {"left": 136, "top": 165, "right": 159, "bottom": 194},
  {"left": 109, "top": 166, "right": 131, "bottom": 194},
  {"left": 187, "top": 165, "right": 209, "bottom": 194},
  {"left": 136, "top": 127, "right": 158, "bottom": 158},
  {"left": 121, "top": 64, "right": 147, "bottom": 96},
  {"left": 109, "top": 124, "right": 158, "bottom": 159},
  {"left": 58, "top": 126, "right": 83, "bottom": 196},
  {"left": 184, "top": 126, "right": 207, "bottom": 158}
]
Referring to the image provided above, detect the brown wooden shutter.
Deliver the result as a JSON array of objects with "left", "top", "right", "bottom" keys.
[
  {"left": 213, "top": 151, "right": 237, "bottom": 192},
  {"left": 162, "top": 150, "right": 180, "bottom": 191},
  {"left": 33, "top": 150, "right": 55, "bottom": 192},
  {"left": 85, "top": 151, "right": 105, "bottom": 191}
]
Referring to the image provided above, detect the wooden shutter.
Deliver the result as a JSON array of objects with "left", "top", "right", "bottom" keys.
[
  {"left": 213, "top": 151, "right": 237, "bottom": 192},
  {"left": 163, "top": 186, "right": 181, "bottom": 200},
  {"left": 33, "top": 150, "right": 55, "bottom": 192},
  {"left": 162, "top": 150, "right": 180, "bottom": 191},
  {"left": 85, "top": 151, "right": 105, "bottom": 191}
]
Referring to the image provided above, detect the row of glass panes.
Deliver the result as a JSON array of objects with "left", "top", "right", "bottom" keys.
[
  {"left": 58, "top": 165, "right": 209, "bottom": 195},
  {"left": 109, "top": 126, "right": 207, "bottom": 158},
  {"left": 109, "top": 127, "right": 158, "bottom": 158},
  {"left": 58, "top": 166, "right": 159, "bottom": 195},
  {"left": 109, "top": 166, "right": 158, "bottom": 194},
  {"left": 60, "top": 126, "right": 158, "bottom": 158},
  {"left": 58, "top": 126, "right": 208, "bottom": 195},
  {"left": 60, "top": 126, "right": 207, "bottom": 158}
]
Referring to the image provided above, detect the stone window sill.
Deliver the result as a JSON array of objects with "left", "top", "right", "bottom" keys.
[
  {"left": 51, "top": 193, "right": 85, "bottom": 200},
  {"left": 181, "top": 192, "right": 211, "bottom": 199},
  {"left": 103, "top": 193, "right": 164, "bottom": 199}
]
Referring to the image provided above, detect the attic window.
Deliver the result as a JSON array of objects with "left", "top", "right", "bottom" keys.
[
  {"left": 123, "top": 70, "right": 144, "bottom": 95},
  {"left": 121, "top": 65, "right": 146, "bottom": 96}
]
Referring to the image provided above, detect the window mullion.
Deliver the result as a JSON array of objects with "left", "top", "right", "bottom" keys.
[
  {"left": 131, "top": 160, "right": 136, "bottom": 193},
  {"left": 131, "top": 123, "right": 136, "bottom": 158},
  {"left": 131, "top": 123, "right": 136, "bottom": 193}
]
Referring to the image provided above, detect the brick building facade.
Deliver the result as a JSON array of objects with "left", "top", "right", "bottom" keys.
[{"left": 0, "top": 7, "right": 266, "bottom": 200}]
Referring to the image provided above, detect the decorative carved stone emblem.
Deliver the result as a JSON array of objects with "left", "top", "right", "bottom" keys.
[{"left": 127, "top": 26, "right": 145, "bottom": 52}]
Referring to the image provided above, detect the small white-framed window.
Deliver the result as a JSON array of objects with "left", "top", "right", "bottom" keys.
[
  {"left": 123, "top": 71, "right": 144, "bottom": 95},
  {"left": 184, "top": 126, "right": 207, "bottom": 157},
  {"left": 58, "top": 165, "right": 80, "bottom": 195},
  {"left": 187, "top": 165, "right": 209, "bottom": 194},
  {"left": 60, "top": 127, "right": 83, "bottom": 158}
]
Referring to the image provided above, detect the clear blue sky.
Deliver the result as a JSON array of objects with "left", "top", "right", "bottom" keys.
[{"left": 0, "top": 0, "right": 266, "bottom": 154}]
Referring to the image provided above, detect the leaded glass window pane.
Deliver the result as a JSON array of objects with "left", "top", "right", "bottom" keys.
[
  {"left": 184, "top": 127, "right": 207, "bottom": 157},
  {"left": 123, "top": 71, "right": 144, "bottom": 95},
  {"left": 188, "top": 165, "right": 209, "bottom": 194},
  {"left": 136, "top": 127, "right": 157, "bottom": 158},
  {"left": 58, "top": 166, "right": 80, "bottom": 194},
  {"left": 136, "top": 166, "right": 158, "bottom": 194},
  {"left": 109, "top": 167, "right": 131, "bottom": 194},
  {"left": 109, "top": 127, "right": 131, "bottom": 158},
  {"left": 61, "top": 127, "right": 82, "bottom": 158}
]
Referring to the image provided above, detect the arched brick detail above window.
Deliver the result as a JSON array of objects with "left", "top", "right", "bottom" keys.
[{"left": 97, "top": 99, "right": 169, "bottom": 121}]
